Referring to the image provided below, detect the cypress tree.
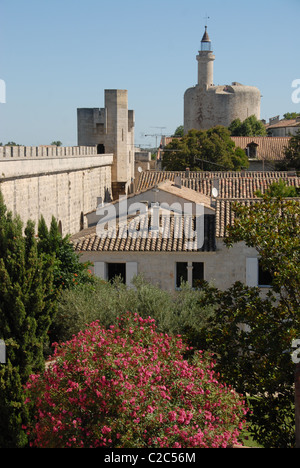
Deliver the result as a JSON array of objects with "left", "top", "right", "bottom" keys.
[{"left": 0, "top": 192, "right": 57, "bottom": 447}]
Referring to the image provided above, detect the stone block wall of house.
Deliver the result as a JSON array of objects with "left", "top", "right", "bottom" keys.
[{"left": 76, "top": 240, "right": 259, "bottom": 292}]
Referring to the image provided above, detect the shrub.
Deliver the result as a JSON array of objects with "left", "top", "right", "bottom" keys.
[
  {"left": 52, "top": 275, "right": 216, "bottom": 346},
  {"left": 24, "top": 312, "right": 248, "bottom": 448}
]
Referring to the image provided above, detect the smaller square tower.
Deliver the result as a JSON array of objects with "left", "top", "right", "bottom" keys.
[{"left": 77, "top": 90, "right": 135, "bottom": 198}]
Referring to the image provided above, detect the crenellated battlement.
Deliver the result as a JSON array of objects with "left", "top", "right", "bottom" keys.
[
  {"left": 0, "top": 145, "right": 113, "bottom": 181},
  {"left": 0, "top": 145, "right": 98, "bottom": 159}
]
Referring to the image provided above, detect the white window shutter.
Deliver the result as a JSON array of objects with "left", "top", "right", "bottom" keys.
[
  {"left": 246, "top": 258, "right": 258, "bottom": 287},
  {"left": 94, "top": 262, "right": 106, "bottom": 280},
  {"left": 126, "top": 262, "right": 138, "bottom": 288}
]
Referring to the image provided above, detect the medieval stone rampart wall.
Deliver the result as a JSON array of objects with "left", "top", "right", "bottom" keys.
[{"left": 0, "top": 146, "right": 113, "bottom": 235}]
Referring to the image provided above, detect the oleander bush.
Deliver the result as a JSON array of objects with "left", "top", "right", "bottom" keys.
[{"left": 24, "top": 312, "right": 248, "bottom": 448}]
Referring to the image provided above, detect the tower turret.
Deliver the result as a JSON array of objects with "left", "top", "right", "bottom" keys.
[
  {"left": 184, "top": 25, "right": 261, "bottom": 133},
  {"left": 200, "top": 25, "right": 212, "bottom": 51},
  {"left": 196, "top": 26, "right": 215, "bottom": 88}
]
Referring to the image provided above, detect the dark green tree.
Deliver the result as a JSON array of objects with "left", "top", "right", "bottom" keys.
[
  {"left": 225, "top": 195, "right": 300, "bottom": 341},
  {"left": 37, "top": 215, "right": 94, "bottom": 291},
  {"left": 162, "top": 127, "right": 249, "bottom": 171},
  {"left": 275, "top": 129, "right": 300, "bottom": 171},
  {"left": 283, "top": 112, "right": 300, "bottom": 120},
  {"left": 204, "top": 195, "right": 300, "bottom": 447},
  {"left": 172, "top": 125, "right": 184, "bottom": 137},
  {"left": 0, "top": 193, "right": 56, "bottom": 448},
  {"left": 229, "top": 115, "right": 267, "bottom": 136}
]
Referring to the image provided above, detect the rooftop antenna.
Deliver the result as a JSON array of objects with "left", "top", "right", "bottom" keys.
[{"left": 145, "top": 127, "right": 167, "bottom": 148}]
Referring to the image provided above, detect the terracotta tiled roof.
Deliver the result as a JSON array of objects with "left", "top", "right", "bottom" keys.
[
  {"left": 215, "top": 199, "right": 257, "bottom": 238},
  {"left": 72, "top": 196, "right": 300, "bottom": 251},
  {"left": 266, "top": 119, "right": 300, "bottom": 129},
  {"left": 72, "top": 214, "right": 216, "bottom": 252},
  {"left": 231, "top": 136, "right": 290, "bottom": 161},
  {"left": 136, "top": 170, "right": 299, "bottom": 197},
  {"left": 72, "top": 171, "right": 300, "bottom": 252}
]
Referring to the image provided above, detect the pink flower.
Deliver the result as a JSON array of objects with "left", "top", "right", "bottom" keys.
[
  {"left": 101, "top": 426, "right": 111, "bottom": 434},
  {"left": 24, "top": 311, "right": 248, "bottom": 449},
  {"left": 168, "top": 411, "right": 177, "bottom": 422}
]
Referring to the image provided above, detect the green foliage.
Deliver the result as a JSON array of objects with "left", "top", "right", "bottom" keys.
[
  {"left": 200, "top": 282, "right": 296, "bottom": 447},
  {"left": 215, "top": 195, "right": 300, "bottom": 447},
  {"left": 37, "top": 215, "right": 94, "bottom": 291},
  {"left": 255, "top": 179, "right": 299, "bottom": 198},
  {"left": 162, "top": 127, "right": 249, "bottom": 171},
  {"left": 225, "top": 195, "right": 300, "bottom": 312},
  {"left": 283, "top": 112, "right": 300, "bottom": 120},
  {"left": 275, "top": 129, "right": 300, "bottom": 171},
  {"left": 172, "top": 125, "right": 184, "bottom": 137},
  {"left": 0, "top": 193, "right": 57, "bottom": 447},
  {"left": 53, "top": 267, "right": 300, "bottom": 447},
  {"left": 52, "top": 276, "right": 216, "bottom": 346},
  {"left": 228, "top": 115, "right": 267, "bottom": 136}
]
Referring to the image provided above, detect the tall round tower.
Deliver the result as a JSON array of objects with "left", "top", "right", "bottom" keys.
[{"left": 184, "top": 27, "right": 261, "bottom": 133}]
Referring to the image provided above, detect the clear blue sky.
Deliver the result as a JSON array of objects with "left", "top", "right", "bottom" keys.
[{"left": 0, "top": 0, "right": 299, "bottom": 147}]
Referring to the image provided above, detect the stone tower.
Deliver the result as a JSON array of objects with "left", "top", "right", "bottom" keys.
[
  {"left": 184, "top": 27, "right": 261, "bottom": 133},
  {"left": 77, "top": 90, "right": 135, "bottom": 199},
  {"left": 196, "top": 26, "right": 215, "bottom": 89}
]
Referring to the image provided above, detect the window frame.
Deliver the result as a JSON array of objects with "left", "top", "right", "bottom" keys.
[{"left": 175, "top": 261, "right": 204, "bottom": 289}]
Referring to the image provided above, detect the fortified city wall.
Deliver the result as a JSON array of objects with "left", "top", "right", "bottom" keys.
[{"left": 0, "top": 145, "right": 113, "bottom": 235}]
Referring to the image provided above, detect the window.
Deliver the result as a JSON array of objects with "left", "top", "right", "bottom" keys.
[
  {"left": 246, "top": 142, "right": 258, "bottom": 159},
  {"left": 176, "top": 262, "right": 204, "bottom": 288},
  {"left": 176, "top": 262, "right": 188, "bottom": 288},
  {"left": 97, "top": 144, "right": 105, "bottom": 154},
  {"left": 192, "top": 262, "right": 204, "bottom": 288},
  {"left": 94, "top": 262, "right": 137, "bottom": 288},
  {"left": 107, "top": 263, "right": 126, "bottom": 284},
  {"left": 246, "top": 258, "right": 273, "bottom": 288},
  {"left": 258, "top": 263, "right": 273, "bottom": 287}
]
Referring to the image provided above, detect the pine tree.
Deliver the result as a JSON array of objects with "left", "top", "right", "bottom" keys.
[{"left": 0, "top": 192, "right": 56, "bottom": 447}]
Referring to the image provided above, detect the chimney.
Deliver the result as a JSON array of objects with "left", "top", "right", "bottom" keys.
[{"left": 174, "top": 176, "right": 182, "bottom": 188}]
